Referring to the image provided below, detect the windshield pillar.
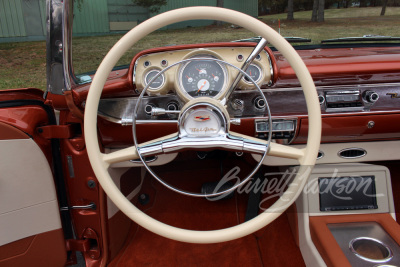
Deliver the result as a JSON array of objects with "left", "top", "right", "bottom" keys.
[{"left": 46, "top": 0, "right": 76, "bottom": 96}]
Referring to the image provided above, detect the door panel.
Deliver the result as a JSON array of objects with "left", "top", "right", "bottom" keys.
[
  {"left": 0, "top": 230, "right": 66, "bottom": 267},
  {"left": 0, "top": 139, "right": 63, "bottom": 246},
  {"left": 0, "top": 92, "right": 67, "bottom": 267}
]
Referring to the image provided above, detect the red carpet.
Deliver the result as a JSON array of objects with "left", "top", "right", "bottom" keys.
[{"left": 109, "top": 152, "right": 305, "bottom": 266}]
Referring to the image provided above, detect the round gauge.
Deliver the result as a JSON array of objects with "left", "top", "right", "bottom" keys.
[
  {"left": 243, "top": 64, "right": 262, "bottom": 83},
  {"left": 144, "top": 69, "right": 165, "bottom": 90},
  {"left": 180, "top": 59, "right": 226, "bottom": 98}
]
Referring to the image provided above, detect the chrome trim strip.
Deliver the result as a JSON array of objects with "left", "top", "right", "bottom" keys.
[
  {"left": 326, "top": 106, "right": 364, "bottom": 113},
  {"left": 130, "top": 156, "right": 158, "bottom": 163},
  {"left": 262, "top": 82, "right": 400, "bottom": 93},
  {"left": 62, "top": 0, "right": 76, "bottom": 91},
  {"left": 98, "top": 114, "right": 178, "bottom": 125},
  {"left": 60, "top": 203, "right": 96, "bottom": 211},
  {"left": 46, "top": 0, "right": 65, "bottom": 95},
  {"left": 137, "top": 120, "right": 178, "bottom": 124}
]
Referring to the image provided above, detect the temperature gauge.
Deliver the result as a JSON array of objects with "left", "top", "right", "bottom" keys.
[{"left": 243, "top": 64, "right": 262, "bottom": 84}]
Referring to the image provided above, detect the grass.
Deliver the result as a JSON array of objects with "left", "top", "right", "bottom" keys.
[
  {"left": 0, "top": 41, "right": 46, "bottom": 90},
  {"left": 1, "top": 7, "right": 399, "bottom": 90},
  {"left": 260, "top": 6, "right": 400, "bottom": 42}
]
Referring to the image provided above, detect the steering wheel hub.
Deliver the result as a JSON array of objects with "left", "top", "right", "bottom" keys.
[{"left": 180, "top": 102, "right": 227, "bottom": 138}]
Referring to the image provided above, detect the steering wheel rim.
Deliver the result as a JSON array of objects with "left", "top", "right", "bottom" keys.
[{"left": 84, "top": 6, "right": 321, "bottom": 244}]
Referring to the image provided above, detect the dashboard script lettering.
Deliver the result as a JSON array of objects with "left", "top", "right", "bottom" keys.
[{"left": 189, "top": 127, "right": 217, "bottom": 133}]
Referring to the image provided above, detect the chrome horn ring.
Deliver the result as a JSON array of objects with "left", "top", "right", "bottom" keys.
[{"left": 132, "top": 57, "right": 272, "bottom": 197}]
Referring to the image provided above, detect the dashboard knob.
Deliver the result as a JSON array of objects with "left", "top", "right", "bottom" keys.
[
  {"left": 364, "top": 91, "right": 379, "bottom": 103},
  {"left": 144, "top": 104, "right": 155, "bottom": 115},
  {"left": 231, "top": 99, "right": 244, "bottom": 111},
  {"left": 166, "top": 101, "right": 179, "bottom": 111},
  {"left": 254, "top": 96, "right": 266, "bottom": 110},
  {"left": 318, "top": 94, "right": 325, "bottom": 105}
]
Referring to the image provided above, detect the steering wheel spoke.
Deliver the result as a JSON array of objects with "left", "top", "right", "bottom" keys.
[
  {"left": 229, "top": 131, "right": 304, "bottom": 160},
  {"left": 228, "top": 131, "right": 268, "bottom": 154},
  {"left": 102, "top": 133, "right": 179, "bottom": 165},
  {"left": 160, "top": 134, "right": 264, "bottom": 154},
  {"left": 139, "top": 133, "right": 179, "bottom": 157},
  {"left": 102, "top": 146, "right": 139, "bottom": 166},
  {"left": 269, "top": 142, "right": 304, "bottom": 160}
]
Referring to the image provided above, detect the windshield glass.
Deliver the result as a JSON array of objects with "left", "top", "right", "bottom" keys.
[{"left": 72, "top": 2, "right": 400, "bottom": 76}]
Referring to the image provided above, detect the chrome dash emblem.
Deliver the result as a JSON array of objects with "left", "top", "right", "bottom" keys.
[
  {"left": 194, "top": 116, "right": 211, "bottom": 122},
  {"left": 387, "top": 93, "right": 400, "bottom": 99}
]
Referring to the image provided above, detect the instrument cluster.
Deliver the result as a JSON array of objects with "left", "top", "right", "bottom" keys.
[{"left": 133, "top": 46, "right": 273, "bottom": 103}]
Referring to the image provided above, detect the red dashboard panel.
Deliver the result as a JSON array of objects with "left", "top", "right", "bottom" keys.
[
  {"left": 296, "top": 112, "right": 400, "bottom": 144},
  {"left": 275, "top": 47, "right": 400, "bottom": 87}
]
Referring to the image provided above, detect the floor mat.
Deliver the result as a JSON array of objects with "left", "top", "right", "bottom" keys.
[{"left": 109, "top": 154, "right": 305, "bottom": 266}]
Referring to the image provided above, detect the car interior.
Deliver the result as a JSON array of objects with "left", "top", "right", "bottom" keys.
[{"left": 1, "top": 0, "right": 400, "bottom": 267}]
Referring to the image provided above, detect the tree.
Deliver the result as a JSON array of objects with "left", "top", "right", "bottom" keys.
[
  {"left": 311, "top": 0, "right": 319, "bottom": 21},
  {"left": 311, "top": 0, "right": 325, "bottom": 22},
  {"left": 287, "top": 0, "right": 294, "bottom": 20},
  {"left": 318, "top": 0, "right": 325, "bottom": 22},
  {"left": 381, "top": 0, "right": 389, "bottom": 15},
  {"left": 215, "top": 0, "right": 224, "bottom": 26},
  {"left": 133, "top": 0, "right": 167, "bottom": 14}
]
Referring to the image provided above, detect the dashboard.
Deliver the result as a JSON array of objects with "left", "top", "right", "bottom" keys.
[
  {"left": 76, "top": 42, "right": 400, "bottom": 165},
  {"left": 133, "top": 46, "right": 273, "bottom": 101}
]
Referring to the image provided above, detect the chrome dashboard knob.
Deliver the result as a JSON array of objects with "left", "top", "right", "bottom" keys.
[
  {"left": 364, "top": 91, "right": 379, "bottom": 103},
  {"left": 167, "top": 101, "right": 179, "bottom": 111},
  {"left": 318, "top": 94, "right": 325, "bottom": 105},
  {"left": 231, "top": 99, "right": 244, "bottom": 111},
  {"left": 254, "top": 96, "right": 266, "bottom": 110}
]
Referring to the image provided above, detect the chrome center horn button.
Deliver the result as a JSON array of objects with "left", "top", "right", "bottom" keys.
[{"left": 179, "top": 103, "right": 227, "bottom": 138}]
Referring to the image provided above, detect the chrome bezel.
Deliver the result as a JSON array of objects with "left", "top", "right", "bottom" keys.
[
  {"left": 177, "top": 56, "right": 228, "bottom": 101},
  {"left": 144, "top": 69, "right": 165, "bottom": 91},
  {"left": 179, "top": 103, "right": 228, "bottom": 138},
  {"left": 349, "top": 237, "right": 393, "bottom": 263},
  {"left": 338, "top": 147, "right": 367, "bottom": 159},
  {"left": 241, "top": 63, "right": 263, "bottom": 84}
]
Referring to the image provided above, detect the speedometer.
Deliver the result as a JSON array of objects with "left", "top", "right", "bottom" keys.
[{"left": 179, "top": 59, "right": 226, "bottom": 98}]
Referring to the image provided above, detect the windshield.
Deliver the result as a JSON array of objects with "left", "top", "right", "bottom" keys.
[{"left": 72, "top": 2, "right": 400, "bottom": 76}]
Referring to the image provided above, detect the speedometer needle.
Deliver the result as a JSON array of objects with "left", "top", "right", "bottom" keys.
[{"left": 197, "top": 81, "right": 207, "bottom": 92}]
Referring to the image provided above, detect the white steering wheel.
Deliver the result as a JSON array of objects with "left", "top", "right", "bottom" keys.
[{"left": 84, "top": 6, "right": 321, "bottom": 244}]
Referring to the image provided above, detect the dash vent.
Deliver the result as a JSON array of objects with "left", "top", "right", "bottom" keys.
[{"left": 338, "top": 148, "right": 367, "bottom": 159}]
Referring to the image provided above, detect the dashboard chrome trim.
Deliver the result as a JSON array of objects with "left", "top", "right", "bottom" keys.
[
  {"left": 98, "top": 72, "right": 400, "bottom": 127},
  {"left": 262, "top": 82, "right": 400, "bottom": 92}
]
